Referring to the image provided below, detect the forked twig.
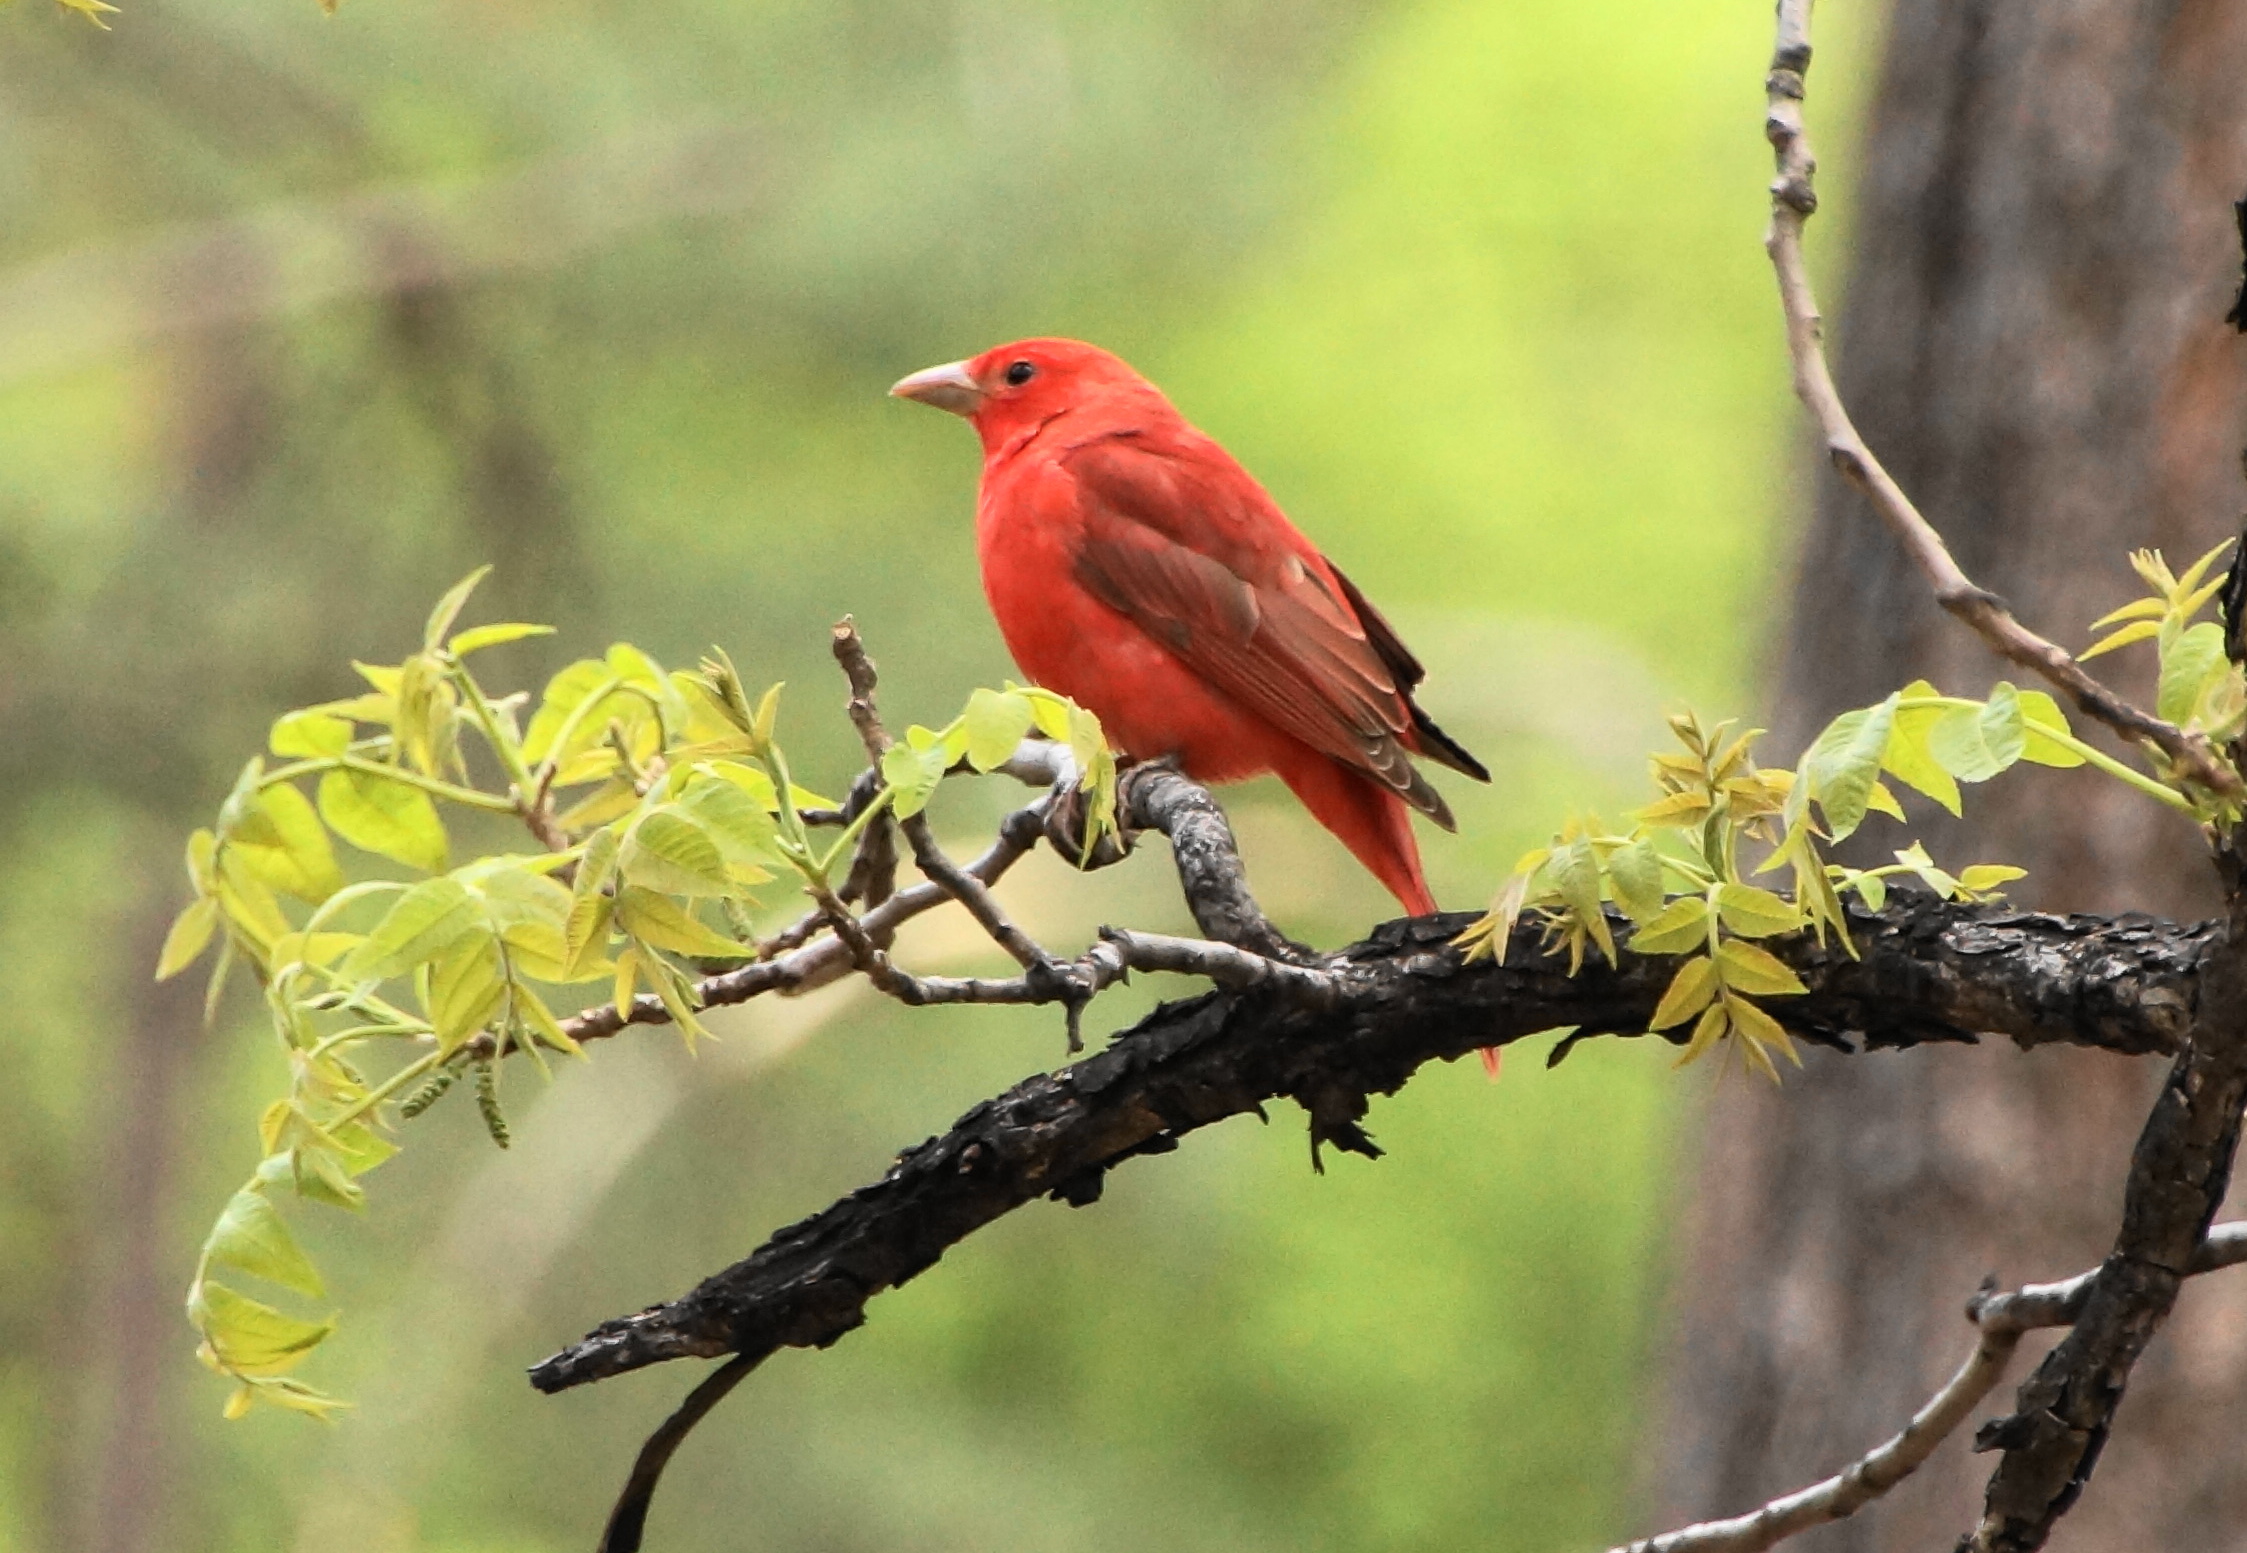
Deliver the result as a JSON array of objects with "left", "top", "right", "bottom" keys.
[{"left": 1614, "top": 1225, "right": 2247, "bottom": 1553}]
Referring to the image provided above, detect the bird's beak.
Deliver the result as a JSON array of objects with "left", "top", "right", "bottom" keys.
[{"left": 889, "top": 360, "right": 985, "bottom": 417}]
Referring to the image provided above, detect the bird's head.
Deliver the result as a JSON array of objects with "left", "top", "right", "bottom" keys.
[{"left": 890, "top": 338, "right": 1165, "bottom": 454}]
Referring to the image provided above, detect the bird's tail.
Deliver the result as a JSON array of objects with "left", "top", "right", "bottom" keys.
[
  {"left": 1275, "top": 750, "right": 1501, "bottom": 1081},
  {"left": 1272, "top": 750, "right": 1438, "bottom": 916}
]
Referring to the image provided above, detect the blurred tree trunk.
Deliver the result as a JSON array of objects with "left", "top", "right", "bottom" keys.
[{"left": 1655, "top": 2, "right": 2247, "bottom": 1549}]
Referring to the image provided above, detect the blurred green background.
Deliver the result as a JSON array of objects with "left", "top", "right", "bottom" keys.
[{"left": 0, "top": 1, "right": 1876, "bottom": 1549}]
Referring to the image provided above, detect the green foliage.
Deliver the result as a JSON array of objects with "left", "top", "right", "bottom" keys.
[
  {"left": 1460, "top": 546, "right": 2247, "bottom": 1079},
  {"left": 165, "top": 573, "right": 1118, "bottom": 1419},
  {"left": 2083, "top": 542, "right": 2247, "bottom": 811}
]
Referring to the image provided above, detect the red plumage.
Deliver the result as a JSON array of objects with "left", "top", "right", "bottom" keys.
[{"left": 891, "top": 338, "right": 1488, "bottom": 918}]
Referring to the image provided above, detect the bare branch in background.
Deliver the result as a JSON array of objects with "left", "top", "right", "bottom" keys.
[
  {"left": 1759, "top": 0, "right": 2243, "bottom": 801},
  {"left": 1615, "top": 1225, "right": 2247, "bottom": 1553}
]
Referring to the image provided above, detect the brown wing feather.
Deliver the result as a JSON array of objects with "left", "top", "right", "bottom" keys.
[{"left": 1063, "top": 435, "right": 1462, "bottom": 827}]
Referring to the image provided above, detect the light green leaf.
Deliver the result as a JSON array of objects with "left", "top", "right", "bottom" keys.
[
  {"left": 882, "top": 740, "right": 947, "bottom": 819},
  {"left": 1714, "top": 939, "right": 1808, "bottom": 997},
  {"left": 423, "top": 566, "right": 492, "bottom": 651},
  {"left": 621, "top": 810, "right": 734, "bottom": 896},
  {"left": 448, "top": 622, "right": 554, "bottom": 656},
  {"left": 344, "top": 876, "right": 480, "bottom": 981},
  {"left": 2081, "top": 618, "right": 2162, "bottom": 661},
  {"left": 204, "top": 1187, "right": 325, "bottom": 1299},
  {"left": 1606, "top": 838, "right": 1666, "bottom": 924},
  {"left": 1714, "top": 882, "right": 1802, "bottom": 938},
  {"left": 2159, "top": 621, "right": 2230, "bottom": 727},
  {"left": 270, "top": 711, "right": 352, "bottom": 760},
  {"left": 427, "top": 934, "right": 506, "bottom": 1051},
  {"left": 961, "top": 688, "right": 1036, "bottom": 772},
  {"left": 2016, "top": 690, "right": 2086, "bottom": 768},
  {"left": 1894, "top": 842, "right": 1961, "bottom": 900},
  {"left": 1803, "top": 695, "right": 1897, "bottom": 840},
  {"left": 234, "top": 784, "right": 344, "bottom": 905},
  {"left": 1885, "top": 682, "right": 1963, "bottom": 814},
  {"left": 1851, "top": 869, "right": 1888, "bottom": 912},
  {"left": 614, "top": 888, "right": 748, "bottom": 959},
  {"left": 1550, "top": 836, "right": 1613, "bottom": 965},
  {"left": 1649, "top": 955, "right": 1719, "bottom": 1031},
  {"left": 157, "top": 897, "right": 221, "bottom": 981},
  {"left": 1725, "top": 993, "right": 1801, "bottom": 1075},
  {"left": 1677, "top": 1001, "right": 1729, "bottom": 1065},
  {"left": 1929, "top": 686, "right": 2026, "bottom": 782},
  {"left": 676, "top": 775, "right": 780, "bottom": 869},
  {"left": 1957, "top": 863, "right": 2028, "bottom": 894},
  {"left": 318, "top": 768, "right": 449, "bottom": 873},
  {"left": 192, "top": 1281, "right": 335, "bottom": 1378},
  {"left": 1630, "top": 895, "right": 1711, "bottom": 956}
]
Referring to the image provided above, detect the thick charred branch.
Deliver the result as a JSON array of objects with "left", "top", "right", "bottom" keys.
[{"left": 533, "top": 901, "right": 2211, "bottom": 1395}]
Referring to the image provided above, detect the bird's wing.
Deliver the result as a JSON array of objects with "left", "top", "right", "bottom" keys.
[{"left": 1060, "top": 432, "right": 1460, "bottom": 827}]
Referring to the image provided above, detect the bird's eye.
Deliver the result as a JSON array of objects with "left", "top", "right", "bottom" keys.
[{"left": 1004, "top": 360, "right": 1037, "bottom": 387}]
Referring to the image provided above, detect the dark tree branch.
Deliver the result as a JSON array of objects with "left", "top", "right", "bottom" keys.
[
  {"left": 533, "top": 903, "right": 2212, "bottom": 1391},
  {"left": 530, "top": 893, "right": 2214, "bottom": 1550}
]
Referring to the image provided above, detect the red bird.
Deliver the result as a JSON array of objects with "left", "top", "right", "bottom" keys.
[{"left": 891, "top": 338, "right": 1487, "bottom": 917}]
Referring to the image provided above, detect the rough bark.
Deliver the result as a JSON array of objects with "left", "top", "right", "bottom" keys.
[{"left": 1657, "top": 3, "right": 2247, "bottom": 1548}]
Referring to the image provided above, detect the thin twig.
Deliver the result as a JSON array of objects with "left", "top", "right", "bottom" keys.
[
  {"left": 1760, "top": 0, "right": 2242, "bottom": 800},
  {"left": 1612, "top": 1224, "right": 2247, "bottom": 1553},
  {"left": 830, "top": 619, "right": 1063, "bottom": 974}
]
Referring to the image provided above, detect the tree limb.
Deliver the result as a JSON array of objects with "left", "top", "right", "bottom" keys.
[
  {"left": 1759, "top": 0, "right": 2242, "bottom": 800},
  {"left": 1617, "top": 1224, "right": 2247, "bottom": 1553},
  {"left": 525, "top": 888, "right": 2215, "bottom": 1550}
]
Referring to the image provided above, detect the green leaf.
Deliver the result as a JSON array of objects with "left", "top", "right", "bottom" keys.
[
  {"left": 1957, "top": 863, "right": 2028, "bottom": 894},
  {"left": 270, "top": 711, "right": 352, "bottom": 760},
  {"left": 1714, "top": 939, "right": 1808, "bottom": 997},
  {"left": 423, "top": 566, "right": 492, "bottom": 651},
  {"left": 1893, "top": 842, "right": 1961, "bottom": 900},
  {"left": 1725, "top": 993, "right": 1801, "bottom": 1075},
  {"left": 2016, "top": 690, "right": 2086, "bottom": 768},
  {"left": 233, "top": 784, "right": 344, "bottom": 905},
  {"left": 1606, "top": 837, "right": 1666, "bottom": 924},
  {"left": 1802, "top": 695, "right": 1897, "bottom": 840},
  {"left": 1929, "top": 687, "right": 2026, "bottom": 783},
  {"left": 614, "top": 887, "right": 748, "bottom": 958},
  {"left": 621, "top": 810, "right": 735, "bottom": 896},
  {"left": 344, "top": 876, "right": 480, "bottom": 981},
  {"left": 1883, "top": 681, "right": 1963, "bottom": 814},
  {"left": 1550, "top": 836, "right": 1614, "bottom": 965},
  {"left": 1630, "top": 895, "right": 1710, "bottom": 956},
  {"left": 961, "top": 688, "right": 1037, "bottom": 772},
  {"left": 218, "top": 758, "right": 283, "bottom": 848},
  {"left": 318, "top": 768, "right": 449, "bottom": 873},
  {"left": 2159, "top": 621, "right": 2230, "bottom": 727},
  {"left": 564, "top": 893, "right": 616, "bottom": 979},
  {"left": 881, "top": 740, "right": 947, "bottom": 820},
  {"left": 192, "top": 1280, "right": 335, "bottom": 1378},
  {"left": 1676, "top": 1001, "right": 1729, "bottom": 1065},
  {"left": 204, "top": 1187, "right": 325, "bottom": 1299},
  {"left": 2081, "top": 618, "right": 2162, "bottom": 661},
  {"left": 1850, "top": 869, "right": 1888, "bottom": 912},
  {"left": 1714, "top": 882, "right": 1802, "bottom": 938},
  {"left": 157, "top": 897, "right": 220, "bottom": 981},
  {"left": 1649, "top": 955, "right": 1719, "bottom": 1031},
  {"left": 448, "top": 622, "right": 554, "bottom": 656},
  {"left": 427, "top": 934, "right": 506, "bottom": 1051},
  {"left": 675, "top": 775, "right": 781, "bottom": 872}
]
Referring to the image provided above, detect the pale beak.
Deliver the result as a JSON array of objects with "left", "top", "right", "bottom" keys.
[{"left": 889, "top": 360, "right": 985, "bottom": 417}]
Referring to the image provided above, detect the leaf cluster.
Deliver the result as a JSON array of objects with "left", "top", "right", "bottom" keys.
[
  {"left": 1455, "top": 691, "right": 2054, "bottom": 1080},
  {"left": 165, "top": 572, "right": 1117, "bottom": 1419}
]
